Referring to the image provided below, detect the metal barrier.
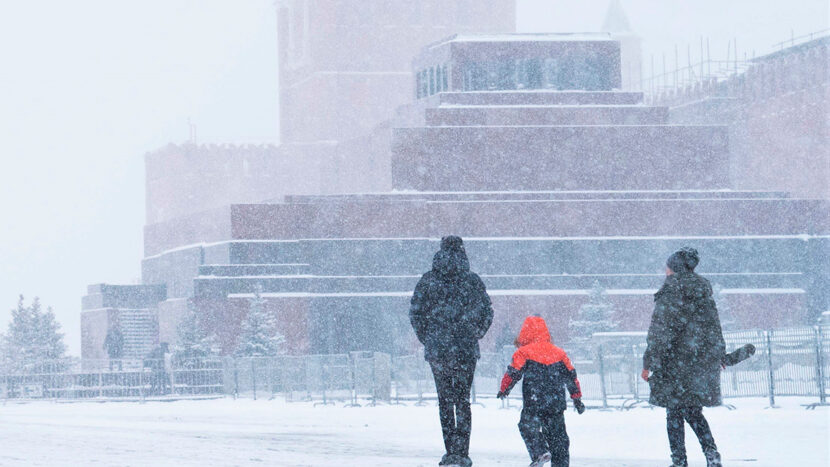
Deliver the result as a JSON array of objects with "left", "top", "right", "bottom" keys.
[
  {"left": 589, "top": 326, "right": 830, "bottom": 408},
  {"left": 228, "top": 353, "right": 391, "bottom": 405},
  {"left": 0, "top": 358, "right": 224, "bottom": 400},
  {"left": 387, "top": 326, "right": 830, "bottom": 410},
  {"left": 3, "top": 327, "right": 827, "bottom": 407}
]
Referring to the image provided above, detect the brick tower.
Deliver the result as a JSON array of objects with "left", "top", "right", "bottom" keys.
[{"left": 276, "top": 0, "right": 516, "bottom": 144}]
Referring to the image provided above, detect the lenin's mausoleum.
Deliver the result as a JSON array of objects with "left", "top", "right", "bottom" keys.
[{"left": 81, "top": 1, "right": 829, "bottom": 360}]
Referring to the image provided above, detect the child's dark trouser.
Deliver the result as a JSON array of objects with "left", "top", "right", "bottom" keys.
[
  {"left": 666, "top": 406, "right": 718, "bottom": 465},
  {"left": 430, "top": 360, "right": 476, "bottom": 458},
  {"left": 519, "top": 407, "right": 569, "bottom": 467}
]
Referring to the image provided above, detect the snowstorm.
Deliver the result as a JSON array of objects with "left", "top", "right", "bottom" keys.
[{"left": 0, "top": 1, "right": 828, "bottom": 466}]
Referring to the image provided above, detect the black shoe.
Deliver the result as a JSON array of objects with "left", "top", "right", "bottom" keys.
[
  {"left": 458, "top": 456, "right": 472, "bottom": 467},
  {"left": 529, "top": 451, "right": 552, "bottom": 466},
  {"left": 440, "top": 454, "right": 463, "bottom": 466},
  {"left": 705, "top": 450, "right": 722, "bottom": 467}
]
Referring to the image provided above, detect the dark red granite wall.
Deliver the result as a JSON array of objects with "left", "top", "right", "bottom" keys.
[{"left": 392, "top": 125, "right": 730, "bottom": 191}]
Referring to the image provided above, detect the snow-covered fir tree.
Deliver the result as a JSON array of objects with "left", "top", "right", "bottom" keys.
[
  {"left": 174, "top": 299, "right": 220, "bottom": 363},
  {"left": 7, "top": 296, "right": 37, "bottom": 364},
  {"left": 235, "top": 287, "right": 284, "bottom": 357},
  {"left": 568, "top": 282, "right": 617, "bottom": 348},
  {"left": 36, "top": 305, "right": 66, "bottom": 360},
  {"left": 4, "top": 296, "right": 66, "bottom": 369}
]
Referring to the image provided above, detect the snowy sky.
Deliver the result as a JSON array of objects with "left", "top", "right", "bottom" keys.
[{"left": 0, "top": 0, "right": 826, "bottom": 356}]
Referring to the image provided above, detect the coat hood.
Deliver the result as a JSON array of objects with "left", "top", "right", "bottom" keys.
[
  {"left": 516, "top": 316, "right": 551, "bottom": 346},
  {"left": 667, "top": 247, "right": 700, "bottom": 274},
  {"left": 432, "top": 236, "right": 470, "bottom": 276},
  {"left": 671, "top": 271, "right": 711, "bottom": 300}
]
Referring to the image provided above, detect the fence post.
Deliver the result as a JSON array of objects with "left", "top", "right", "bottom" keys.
[
  {"left": 765, "top": 330, "right": 777, "bottom": 408},
  {"left": 815, "top": 326, "right": 826, "bottom": 405},
  {"left": 470, "top": 373, "right": 484, "bottom": 408},
  {"left": 233, "top": 358, "right": 239, "bottom": 399},
  {"left": 390, "top": 359, "right": 404, "bottom": 406},
  {"left": 597, "top": 344, "right": 609, "bottom": 409},
  {"left": 346, "top": 355, "right": 360, "bottom": 407},
  {"left": 139, "top": 368, "right": 145, "bottom": 404},
  {"left": 251, "top": 359, "right": 257, "bottom": 401},
  {"left": 632, "top": 344, "right": 642, "bottom": 401},
  {"left": 369, "top": 354, "right": 377, "bottom": 407},
  {"left": 170, "top": 364, "right": 176, "bottom": 397},
  {"left": 415, "top": 353, "right": 430, "bottom": 407},
  {"left": 323, "top": 365, "right": 329, "bottom": 406},
  {"left": 268, "top": 358, "right": 275, "bottom": 400}
]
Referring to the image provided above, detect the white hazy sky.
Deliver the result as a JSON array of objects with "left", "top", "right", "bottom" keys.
[{"left": 0, "top": 0, "right": 827, "bottom": 355}]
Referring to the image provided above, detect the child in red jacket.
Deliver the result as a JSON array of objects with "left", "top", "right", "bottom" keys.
[{"left": 497, "top": 316, "right": 585, "bottom": 467}]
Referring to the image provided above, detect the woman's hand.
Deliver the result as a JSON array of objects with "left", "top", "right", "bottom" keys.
[{"left": 641, "top": 369, "right": 650, "bottom": 382}]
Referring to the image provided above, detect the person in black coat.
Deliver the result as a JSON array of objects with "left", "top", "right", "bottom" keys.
[
  {"left": 410, "top": 236, "right": 494, "bottom": 467},
  {"left": 642, "top": 248, "right": 726, "bottom": 467},
  {"left": 145, "top": 342, "right": 171, "bottom": 395},
  {"left": 103, "top": 323, "right": 124, "bottom": 371}
]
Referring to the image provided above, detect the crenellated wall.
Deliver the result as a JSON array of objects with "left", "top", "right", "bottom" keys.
[{"left": 658, "top": 36, "right": 829, "bottom": 199}]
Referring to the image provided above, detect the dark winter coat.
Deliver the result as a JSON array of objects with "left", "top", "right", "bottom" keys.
[
  {"left": 409, "top": 240, "right": 493, "bottom": 363},
  {"left": 144, "top": 344, "right": 169, "bottom": 371},
  {"left": 103, "top": 328, "right": 124, "bottom": 359},
  {"left": 499, "top": 316, "right": 582, "bottom": 413},
  {"left": 643, "top": 272, "right": 726, "bottom": 408}
]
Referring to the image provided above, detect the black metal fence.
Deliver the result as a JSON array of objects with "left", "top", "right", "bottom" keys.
[
  {"left": 386, "top": 326, "right": 830, "bottom": 409},
  {"left": 2, "top": 326, "right": 827, "bottom": 408},
  {"left": 0, "top": 358, "right": 223, "bottom": 401}
]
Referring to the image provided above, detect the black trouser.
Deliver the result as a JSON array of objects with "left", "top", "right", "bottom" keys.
[
  {"left": 666, "top": 406, "right": 718, "bottom": 464},
  {"left": 519, "top": 407, "right": 569, "bottom": 466},
  {"left": 151, "top": 370, "right": 170, "bottom": 395},
  {"left": 430, "top": 360, "right": 476, "bottom": 458}
]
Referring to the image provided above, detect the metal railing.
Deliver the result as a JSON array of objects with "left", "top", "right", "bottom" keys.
[
  {"left": 385, "top": 326, "right": 829, "bottom": 410},
  {"left": 227, "top": 352, "right": 391, "bottom": 405},
  {"left": 2, "top": 326, "right": 827, "bottom": 408},
  {"left": 0, "top": 358, "right": 223, "bottom": 401},
  {"left": 584, "top": 326, "right": 830, "bottom": 408}
]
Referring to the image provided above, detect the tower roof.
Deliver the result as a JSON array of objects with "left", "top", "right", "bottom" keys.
[{"left": 602, "top": 0, "right": 633, "bottom": 34}]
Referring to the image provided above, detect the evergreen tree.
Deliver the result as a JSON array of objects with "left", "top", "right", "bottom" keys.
[
  {"left": 36, "top": 306, "right": 66, "bottom": 360},
  {"left": 174, "top": 300, "right": 220, "bottom": 363},
  {"left": 235, "top": 288, "right": 284, "bottom": 357},
  {"left": 0, "top": 331, "right": 7, "bottom": 372},
  {"left": 4, "top": 296, "right": 67, "bottom": 369},
  {"left": 7, "top": 296, "right": 37, "bottom": 365},
  {"left": 568, "top": 282, "right": 617, "bottom": 348}
]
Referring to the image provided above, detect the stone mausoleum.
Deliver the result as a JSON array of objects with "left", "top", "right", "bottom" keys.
[{"left": 81, "top": 2, "right": 829, "bottom": 360}]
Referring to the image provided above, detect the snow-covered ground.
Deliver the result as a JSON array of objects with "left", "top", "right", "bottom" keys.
[{"left": 0, "top": 397, "right": 826, "bottom": 466}]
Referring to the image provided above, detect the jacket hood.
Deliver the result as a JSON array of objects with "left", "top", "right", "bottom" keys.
[
  {"left": 661, "top": 272, "right": 710, "bottom": 300},
  {"left": 667, "top": 247, "right": 700, "bottom": 274},
  {"left": 516, "top": 316, "right": 551, "bottom": 346},
  {"left": 432, "top": 236, "right": 470, "bottom": 276}
]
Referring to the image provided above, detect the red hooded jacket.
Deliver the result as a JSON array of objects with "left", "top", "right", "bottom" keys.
[{"left": 499, "top": 316, "right": 582, "bottom": 411}]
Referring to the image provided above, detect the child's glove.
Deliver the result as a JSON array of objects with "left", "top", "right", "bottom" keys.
[
  {"left": 573, "top": 398, "right": 585, "bottom": 414},
  {"left": 497, "top": 391, "right": 507, "bottom": 400}
]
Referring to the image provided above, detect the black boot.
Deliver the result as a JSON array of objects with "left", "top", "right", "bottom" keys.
[
  {"left": 439, "top": 453, "right": 459, "bottom": 466},
  {"left": 705, "top": 450, "right": 722, "bottom": 467},
  {"left": 529, "top": 451, "right": 552, "bottom": 467},
  {"left": 669, "top": 453, "right": 688, "bottom": 467}
]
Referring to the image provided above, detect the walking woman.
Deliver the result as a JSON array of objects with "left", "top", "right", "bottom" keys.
[{"left": 642, "top": 247, "right": 726, "bottom": 467}]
